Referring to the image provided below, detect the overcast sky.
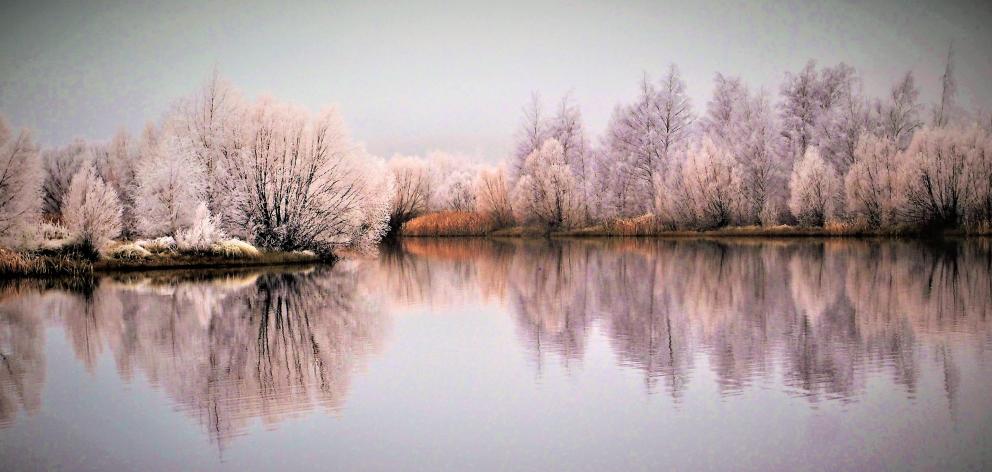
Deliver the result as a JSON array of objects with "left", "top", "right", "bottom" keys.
[{"left": 1, "top": 0, "right": 990, "bottom": 161}]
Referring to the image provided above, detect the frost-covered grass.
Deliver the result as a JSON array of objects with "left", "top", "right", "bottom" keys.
[
  {"left": 1, "top": 235, "right": 323, "bottom": 278},
  {"left": 105, "top": 237, "right": 263, "bottom": 260},
  {"left": 210, "top": 239, "right": 261, "bottom": 258}
]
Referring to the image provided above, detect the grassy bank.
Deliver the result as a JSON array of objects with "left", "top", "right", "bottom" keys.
[
  {"left": 401, "top": 213, "right": 992, "bottom": 239},
  {"left": 1, "top": 242, "right": 328, "bottom": 278}
]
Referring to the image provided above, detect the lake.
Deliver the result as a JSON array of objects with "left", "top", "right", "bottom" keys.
[{"left": 1, "top": 238, "right": 991, "bottom": 471}]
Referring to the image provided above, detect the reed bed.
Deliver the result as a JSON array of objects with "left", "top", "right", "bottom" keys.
[{"left": 402, "top": 211, "right": 496, "bottom": 236}]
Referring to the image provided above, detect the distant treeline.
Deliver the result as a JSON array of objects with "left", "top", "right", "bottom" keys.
[{"left": 1, "top": 48, "right": 991, "bottom": 258}]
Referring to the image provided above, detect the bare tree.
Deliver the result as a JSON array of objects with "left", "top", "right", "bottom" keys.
[{"left": 387, "top": 155, "right": 433, "bottom": 235}]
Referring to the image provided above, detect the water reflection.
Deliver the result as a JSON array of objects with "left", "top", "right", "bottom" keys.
[
  {"left": 382, "top": 238, "right": 991, "bottom": 403},
  {"left": 1, "top": 238, "right": 990, "bottom": 451},
  {"left": 0, "top": 264, "right": 387, "bottom": 446}
]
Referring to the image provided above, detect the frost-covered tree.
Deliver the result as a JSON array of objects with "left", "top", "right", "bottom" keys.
[
  {"left": 817, "top": 79, "right": 873, "bottom": 174},
  {"left": 875, "top": 72, "right": 922, "bottom": 149},
  {"left": 0, "top": 117, "right": 43, "bottom": 247},
  {"left": 135, "top": 136, "right": 207, "bottom": 237},
  {"left": 779, "top": 61, "right": 857, "bottom": 163},
  {"left": 659, "top": 137, "right": 738, "bottom": 229},
  {"left": 844, "top": 134, "right": 900, "bottom": 227},
  {"left": 425, "top": 152, "right": 478, "bottom": 212},
  {"left": 93, "top": 129, "right": 138, "bottom": 237},
  {"left": 62, "top": 162, "right": 122, "bottom": 249},
  {"left": 548, "top": 95, "right": 591, "bottom": 221},
  {"left": 511, "top": 93, "right": 550, "bottom": 181},
  {"left": 587, "top": 148, "right": 625, "bottom": 220},
  {"left": 702, "top": 74, "right": 784, "bottom": 224},
  {"left": 965, "top": 129, "right": 992, "bottom": 227},
  {"left": 348, "top": 150, "right": 394, "bottom": 250},
  {"left": 605, "top": 65, "right": 694, "bottom": 215},
  {"left": 474, "top": 165, "right": 514, "bottom": 227},
  {"left": 41, "top": 139, "right": 92, "bottom": 220},
  {"left": 222, "top": 98, "right": 388, "bottom": 252},
  {"left": 511, "top": 94, "right": 591, "bottom": 221},
  {"left": 789, "top": 147, "right": 840, "bottom": 227},
  {"left": 932, "top": 43, "right": 958, "bottom": 128},
  {"left": 388, "top": 155, "right": 432, "bottom": 235},
  {"left": 512, "top": 139, "right": 580, "bottom": 230},
  {"left": 898, "top": 126, "right": 988, "bottom": 228},
  {"left": 168, "top": 70, "right": 242, "bottom": 215}
]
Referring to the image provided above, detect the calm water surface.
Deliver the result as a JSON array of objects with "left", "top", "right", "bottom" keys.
[{"left": 1, "top": 238, "right": 991, "bottom": 471}]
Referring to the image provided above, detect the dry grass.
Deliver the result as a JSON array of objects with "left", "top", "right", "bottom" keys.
[
  {"left": 564, "top": 215, "right": 660, "bottom": 236},
  {"left": 402, "top": 211, "right": 496, "bottom": 236},
  {"left": 398, "top": 212, "right": 977, "bottom": 239},
  {"left": 0, "top": 246, "right": 94, "bottom": 277}
]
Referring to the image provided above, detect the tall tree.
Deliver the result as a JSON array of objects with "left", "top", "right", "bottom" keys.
[
  {"left": 875, "top": 72, "right": 922, "bottom": 149},
  {"left": 932, "top": 43, "right": 958, "bottom": 128},
  {"left": 702, "top": 74, "right": 784, "bottom": 224},
  {"left": 511, "top": 93, "right": 549, "bottom": 182},
  {"left": 605, "top": 65, "right": 694, "bottom": 216},
  {"left": 169, "top": 69, "right": 242, "bottom": 215},
  {"left": 0, "top": 116, "right": 42, "bottom": 247},
  {"left": 40, "top": 139, "right": 91, "bottom": 221}
]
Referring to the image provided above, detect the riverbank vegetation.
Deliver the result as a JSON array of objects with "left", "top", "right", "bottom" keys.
[
  {"left": 2, "top": 47, "right": 992, "bottom": 273},
  {"left": 390, "top": 49, "right": 992, "bottom": 238}
]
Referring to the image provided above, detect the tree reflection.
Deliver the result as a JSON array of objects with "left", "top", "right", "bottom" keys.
[
  {"left": 2, "top": 237, "right": 989, "bottom": 439},
  {"left": 381, "top": 237, "right": 992, "bottom": 401},
  {"left": 0, "top": 286, "right": 47, "bottom": 427},
  {"left": 1, "top": 265, "right": 387, "bottom": 447}
]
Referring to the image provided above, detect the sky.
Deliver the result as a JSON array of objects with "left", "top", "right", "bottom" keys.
[{"left": 1, "top": 0, "right": 991, "bottom": 161}]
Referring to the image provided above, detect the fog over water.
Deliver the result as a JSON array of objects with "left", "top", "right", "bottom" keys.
[{"left": 1, "top": 238, "right": 991, "bottom": 470}]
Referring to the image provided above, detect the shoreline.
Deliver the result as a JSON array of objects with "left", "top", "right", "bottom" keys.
[
  {"left": 0, "top": 250, "right": 330, "bottom": 279},
  {"left": 399, "top": 224, "right": 992, "bottom": 240}
]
